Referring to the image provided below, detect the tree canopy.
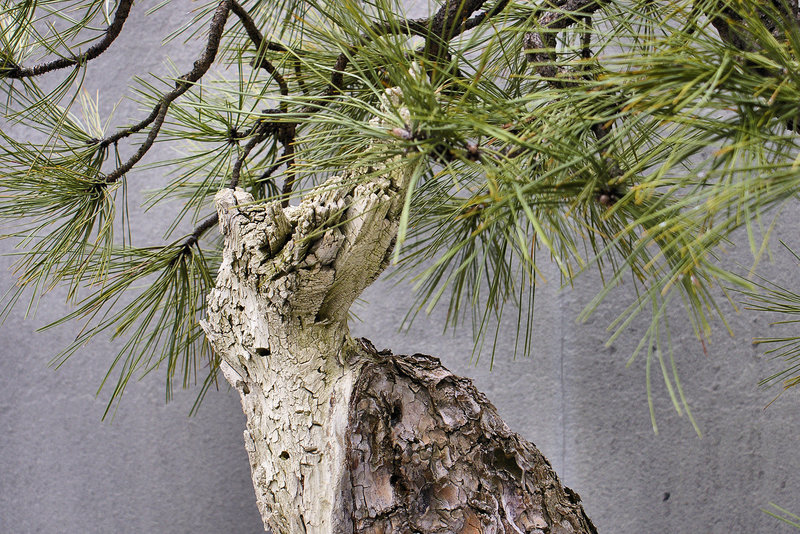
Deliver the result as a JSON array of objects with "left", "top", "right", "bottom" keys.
[{"left": 2, "top": 0, "right": 800, "bottom": 425}]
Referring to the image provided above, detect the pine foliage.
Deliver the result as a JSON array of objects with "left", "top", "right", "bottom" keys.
[{"left": 2, "top": 0, "right": 800, "bottom": 420}]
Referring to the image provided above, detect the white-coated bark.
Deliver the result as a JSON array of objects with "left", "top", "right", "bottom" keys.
[
  {"left": 202, "top": 87, "right": 413, "bottom": 532},
  {"left": 202, "top": 175, "right": 410, "bottom": 531}
]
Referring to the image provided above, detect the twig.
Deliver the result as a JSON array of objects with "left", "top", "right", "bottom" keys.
[
  {"left": 424, "top": 0, "right": 490, "bottom": 62},
  {"left": 463, "top": 0, "right": 512, "bottom": 32},
  {"left": 523, "top": 0, "right": 606, "bottom": 80},
  {"left": 229, "top": 0, "right": 289, "bottom": 101},
  {"left": 102, "top": 0, "right": 232, "bottom": 183},
  {"left": 228, "top": 1, "right": 301, "bottom": 196},
  {"left": 279, "top": 134, "right": 296, "bottom": 207},
  {"left": 99, "top": 104, "right": 160, "bottom": 147},
  {"left": 227, "top": 124, "right": 275, "bottom": 189},
  {"left": 3, "top": 0, "right": 134, "bottom": 79},
  {"left": 229, "top": 0, "right": 289, "bottom": 53},
  {"left": 327, "top": 17, "right": 431, "bottom": 94},
  {"left": 294, "top": 58, "right": 308, "bottom": 95},
  {"left": 259, "top": 153, "right": 286, "bottom": 184},
  {"left": 183, "top": 213, "right": 220, "bottom": 248},
  {"left": 580, "top": 16, "right": 592, "bottom": 60}
]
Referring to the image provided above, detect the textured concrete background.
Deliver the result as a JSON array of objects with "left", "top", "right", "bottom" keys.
[{"left": 2, "top": 2, "right": 800, "bottom": 533}]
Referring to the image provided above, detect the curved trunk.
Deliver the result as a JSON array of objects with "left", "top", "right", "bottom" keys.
[{"left": 202, "top": 88, "right": 596, "bottom": 533}]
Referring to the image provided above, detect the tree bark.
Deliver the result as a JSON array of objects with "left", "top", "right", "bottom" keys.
[{"left": 202, "top": 87, "right": 597, "bottom": 533}]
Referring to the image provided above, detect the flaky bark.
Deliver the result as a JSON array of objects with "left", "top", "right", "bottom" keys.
[
  {"left": 202, "top": 87, "right": 596, "bottom": 533},
  {"left": 347, "top": 340, "right": 596, "bottom": 533}
]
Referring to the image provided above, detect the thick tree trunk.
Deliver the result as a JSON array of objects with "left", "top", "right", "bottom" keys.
[{"left": 202, "top": 88, "right": 596, "bottom": 533}]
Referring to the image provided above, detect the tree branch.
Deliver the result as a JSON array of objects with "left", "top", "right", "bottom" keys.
[
  {"left": 229, "top": 0, "right": 289, "bottom": 100},
  {"left": 278, "top": 133, "right": 296, "bottom": 207},
  {"left": 183, "top": 213, "right": 220, "bottom": 249},
  {"left": 523, "top": 0, "right": 606, "bottom": 79},
  {"left": 102, "top": 0, "right": 232, "bottom": 183},
  {"left": 326, "top": 1, "right": 505, "bottom": 95},
  {"left": 229, "top": 0, "right": 289, "bottom": 53},
  {"left": 227, "top": 124, "right": 275, "bottom": 189},
  {"left": 260, "top": 154, "right": 286, "bottom": 182},
  {"left": 236, "top": 1, "right": 510, "bottom": 199},
  {"left": 227, "top": 1, "right": 302, "bottom": 197},
  {"left": 3, "top": 0, "right": 134, "bottom": 79},
  {"left": 423, "top": 0, "right": 490, "bottom": 63},
  {"left": 327, "top": 17, "right": 432, "bottom": 94},
  {"left": 463, "top": 0, "right": 512, "bottom": 32}
]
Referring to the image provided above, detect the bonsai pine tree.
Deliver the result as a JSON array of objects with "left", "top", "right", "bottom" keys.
[{"left": 3, "top": 0, "right": 800, "bottom": 532}]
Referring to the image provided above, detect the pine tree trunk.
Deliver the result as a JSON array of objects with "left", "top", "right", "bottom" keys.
[{"left": 201, "top": 88, "right": 597, "bottom": 534}]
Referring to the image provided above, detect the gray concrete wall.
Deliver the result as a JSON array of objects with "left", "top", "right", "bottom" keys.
[{"left": 2, "top": 3, "right": 800, "bottom": 533}]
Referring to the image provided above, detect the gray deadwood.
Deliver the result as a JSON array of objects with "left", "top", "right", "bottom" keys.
[{"left": 202, "top": 88, "right": 597, "bottom": 534}]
